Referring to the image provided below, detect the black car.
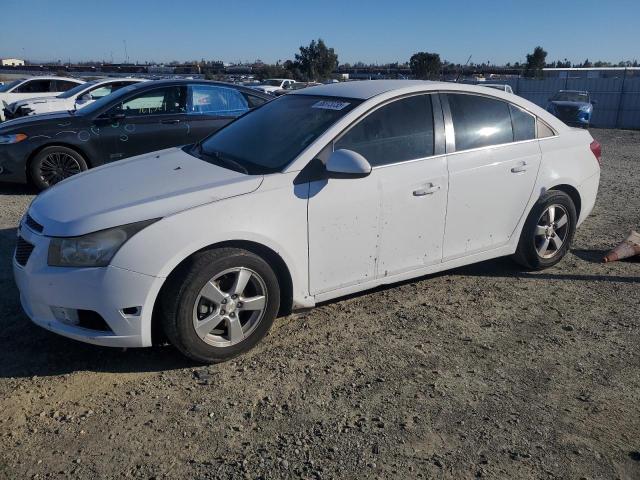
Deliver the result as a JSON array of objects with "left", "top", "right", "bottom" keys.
[{"left": 0, "top": 80, "right": 271, "bottom": 190}]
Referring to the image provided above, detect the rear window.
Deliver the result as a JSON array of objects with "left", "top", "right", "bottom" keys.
[{"left": 448, "top": 94, "right": 513, "bottom": 151}]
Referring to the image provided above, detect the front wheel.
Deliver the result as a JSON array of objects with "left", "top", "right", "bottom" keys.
[
  {"left": 30, "top": 146, "right": 88, "bottom": 190},
  {"left": 160, "top": 248, "right": 280, "bottom": 363},
  {"left": 512, "top": 190, "right": 577, "bottom": 270}
]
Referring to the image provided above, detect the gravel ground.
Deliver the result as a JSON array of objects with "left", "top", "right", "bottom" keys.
[{"left": 0, "top": 129, "right": 638, "bottom": 479}]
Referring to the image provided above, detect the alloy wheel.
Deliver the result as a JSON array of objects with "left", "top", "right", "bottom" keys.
[
  {"left": 192, "top": 267, "right": 268, "bottom": 347},
  {"left": 39, "top": 151, "right": 82, "bottom": 186},
  {"left": 534, "top": 204, "right": 569, "bottom": 259}
]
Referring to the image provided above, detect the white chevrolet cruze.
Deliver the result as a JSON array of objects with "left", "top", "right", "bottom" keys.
[{"left": 14, "top": 81, "right": 601, "bottom": 363}]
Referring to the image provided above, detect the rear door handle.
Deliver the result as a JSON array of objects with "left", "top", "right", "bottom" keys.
[
  {"left": 413, "top": 184, "right": 440, "bottom": 196},
  {"left": 161, "top": 119, "right": 181, "bottom": 124},
  {"left": 511, "top": 162, "right": 527, "bottom": 173}
]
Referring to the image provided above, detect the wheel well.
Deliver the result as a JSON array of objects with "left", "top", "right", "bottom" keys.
[
  {"left": 25, "top": 143, "right": 90, "bottom": 183},
  {"left": 549, "top": 184, "right": 581, "bottom": 219},
  {"left": 150, "top": 240, "right": 294, "bottom": 345}
]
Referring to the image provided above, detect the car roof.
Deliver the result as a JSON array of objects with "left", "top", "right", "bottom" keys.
[
  {"left": 121, "top": 79, "right": 272, "bottom": 98},
  {"left": 292, "top": 80, "right": 450, "bottom": 99},
  {"left": 558, "top": 90, "right": 589, "bottom": 94},
  {"left": 19, "top": 76, "right": 84, "bottom": 83}
]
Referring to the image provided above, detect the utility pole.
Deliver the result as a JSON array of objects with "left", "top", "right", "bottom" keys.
[{"left": 123, "top": 40, "right": 129, "bottom": 64}]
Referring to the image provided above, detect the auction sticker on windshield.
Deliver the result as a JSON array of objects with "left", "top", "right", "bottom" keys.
[{"left": 312, "top": 100, "right": 351, "bottom": 110}]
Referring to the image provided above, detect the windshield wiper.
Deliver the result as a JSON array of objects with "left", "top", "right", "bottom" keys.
[{"left": 192, "top": 145, "right": 249, "bottom": 175}]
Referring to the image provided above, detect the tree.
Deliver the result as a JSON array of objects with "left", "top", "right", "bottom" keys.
[
  {"left": 524, "top": 46, "right": 547, "bottom": 78},
  {"left": 409, "top": 52, "right": 442, "bottom": 80},
  {"left": 294, "top": 39, "right": 338, "bottom": 81}
]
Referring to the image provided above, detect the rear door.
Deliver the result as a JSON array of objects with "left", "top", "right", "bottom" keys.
[
  {"left": 441, "top": 93, "right": 541, "bottom": 260},
  {"left": 94, "top": 85, "right": 190, "bottom": 162}
]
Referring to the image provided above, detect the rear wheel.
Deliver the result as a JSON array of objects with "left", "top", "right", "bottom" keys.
[
  {"left": 513, "top": 190, "right": 577, "bottom": 270},
  {"left": 160, "top": 248, "right": 280, "bottom": 363},
  {"left": 30, "top": 146, "right": 88, "bottom": 190}
]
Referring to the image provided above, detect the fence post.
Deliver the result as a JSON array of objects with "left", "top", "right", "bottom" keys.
[{"left": 615, "top": 68, "right": 627, "bottom": 129}]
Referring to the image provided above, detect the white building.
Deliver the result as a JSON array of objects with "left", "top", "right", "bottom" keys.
[{"left": 1, "top": 58, "right": 25, "bottom": 67}]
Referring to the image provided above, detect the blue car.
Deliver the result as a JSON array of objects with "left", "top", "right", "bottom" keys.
[{"left": 546, "top": 90, "right": 595, "bottom": 128}]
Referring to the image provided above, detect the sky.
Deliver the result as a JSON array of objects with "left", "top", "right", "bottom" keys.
[{"left": 1, "top": 0, "right": 638, "bottom": 65}]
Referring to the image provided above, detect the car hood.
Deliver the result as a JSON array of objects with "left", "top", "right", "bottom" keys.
[
  {"left": 0, "top": 111, "right": 77, "bottom": 131},
  {"left": 550, "top": 101, "right": 591, "bottom": 108},
  {"left": 28, "top": 147, "right": 263, "bottom": 237}
]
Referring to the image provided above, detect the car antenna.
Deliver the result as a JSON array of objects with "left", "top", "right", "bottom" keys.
[{"left": 455, "top": 55, "right": 472, "bottom": 83}]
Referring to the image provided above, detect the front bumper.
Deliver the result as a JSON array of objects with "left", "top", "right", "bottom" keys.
[{"left": 12, "top": 221, "right": 164, "bottom": 348}]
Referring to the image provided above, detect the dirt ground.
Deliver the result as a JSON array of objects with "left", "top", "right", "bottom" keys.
[{"left": 0, "top": 129, "right": 638, "bottom": 479}]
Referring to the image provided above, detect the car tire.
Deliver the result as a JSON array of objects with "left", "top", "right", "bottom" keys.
[
  {"left": 512, "top": 190, "right": 577, "bottom": 270},
  {"left": 160, "top": 248, "right": 280, "bottom": 363},
  {"left": 30, "top": 146, "right": 88, "bottom": 191}
]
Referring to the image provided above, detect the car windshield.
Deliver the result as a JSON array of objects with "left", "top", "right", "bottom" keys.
[
  {"left": 76, "top": 83, "right": 140, "bottom": 116},
  {"left": 193, "top": 95, "right": 361, "bottom": 174},
  {"left": 0, "top": 79, "right": 23, "bottom": 92},
  {"left": 262, "top": 80, "right": 283, "bottom": 86},
  {"left": 553, "top": 91, "right": 589, "bottom": 102},
  {"left": 57, "top": 81, "right": 97, "bottom": 99}
]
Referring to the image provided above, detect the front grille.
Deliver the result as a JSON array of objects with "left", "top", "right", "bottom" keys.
[
  {"left": 25, "top": 214, "right": 44, "bottom": 233},
  {"left": 15, "top": 236, "right": 35, "bottom": 266}
]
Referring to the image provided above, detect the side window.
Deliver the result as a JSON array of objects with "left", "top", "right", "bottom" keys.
[
  {"left": 15, "top": 79, "right": 52, "bottom": 93},
  {"left": 537, "top": 121, "right": 555, "bottom": 138},
  {"left": 448, "top": 94, "right": 513, "bottom": 151},
  {"left": 335, "top": 95, "right": 435, "bottom": 167},
  {"left": 54, "top": 80, "right": 80, "bottom": 92},
  {"left": 89, "top": 85, "right": 113, "bottom": 100},
  {"left": 509, "top": 104, "right": 536, "bottom": 141},
  {"left": 109, "top": 86, "right": 187, "bottom": 116},
  {"left": 243, "top": 92, "right": 268, "bottom": 109},
  {"left": 187, "top": 85, "right": 249, "bottom": 116}
]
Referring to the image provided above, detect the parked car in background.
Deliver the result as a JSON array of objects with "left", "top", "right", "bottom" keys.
[
  {"left": 13, "top": 80, "right": 601, "bottom": 363},
  {"left": 0, "top": 80, "right": 271, "bottom": 189},
  {"left": 547, "top": 90, "right": 595, "bottom": 128},
  {"left": 0, "top": 76, "right": 84, "bottom": 121},
  {"left": 251, "top": 78, "right": 297, "bottom": 94},
  {"left": 3, "top": 78, "right": 146, "bottom": 120},
  {"left": 481, "top": 83, "right": 514, "bottom": 94},
  {"left": 273, "top": 82, "right": 322, "bottom": 96}
]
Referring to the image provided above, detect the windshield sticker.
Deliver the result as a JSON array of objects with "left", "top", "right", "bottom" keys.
[{"left": 312, "top": 100, "right": 350, "bottom": 110}]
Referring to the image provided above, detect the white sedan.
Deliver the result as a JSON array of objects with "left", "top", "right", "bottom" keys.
[
  {"left": 250, "top": 78, "right": 297, "bottom": 94},
  {"left": 3, "top": 78, "right": 145, "bottom": 119},
  {"left": 14, "top": 80, "right": 601, "bottom": 363},
  {"left": 0, "top": 76, "right": 84, "bottom": 121}
]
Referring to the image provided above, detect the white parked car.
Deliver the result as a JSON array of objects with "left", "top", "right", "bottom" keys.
[
  {"left": 251, "top": 78, "right": 297, "bottom": 94},
  {"left": 14, "top": 80, "right": 601, "bottom": 363},
  {"left": 3, "top": 78, "right": 145, "bottom": 119},
  {"left": 0, "top": 76, "right": 84, "bottom": 121}
]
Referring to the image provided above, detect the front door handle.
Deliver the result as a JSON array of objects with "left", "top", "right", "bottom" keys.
[
  {"left": 161, "top": 119, "right": 181, "bottom": 124},
  {"left": 511, "top": 162, "right": 528, "bottom": 173},
  {"left": 413, "top": 184, "right": 440, "bottom": 196}
]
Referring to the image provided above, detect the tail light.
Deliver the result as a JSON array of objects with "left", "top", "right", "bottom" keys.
[{"left": 590, "top": 140, "right": 602, "bottom": 167}]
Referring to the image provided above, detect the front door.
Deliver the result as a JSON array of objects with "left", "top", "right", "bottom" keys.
[
  {"left": 95, "top": 85, "right": 190, "bottom": 162},
  {"left": 308, "top": 94, "right": 447, "bottom": 294},
  {"left": 442, "top": 93, "right": 542, "bottom": 260}
]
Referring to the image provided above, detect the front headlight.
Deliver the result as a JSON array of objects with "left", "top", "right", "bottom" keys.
[
  {"left": 48, "top": 219, "right": 158, "bottom": 267},
  {"left": 0, "top": 133, "right": 28, "bottom": 144}
]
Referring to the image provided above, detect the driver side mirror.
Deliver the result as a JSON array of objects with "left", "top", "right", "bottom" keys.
[{"left": 326, "top": 149, "right": 372, "bottom": 179}]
